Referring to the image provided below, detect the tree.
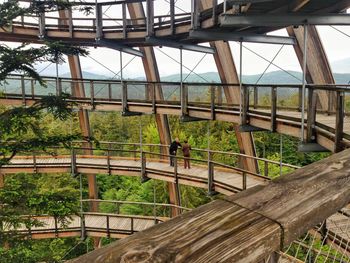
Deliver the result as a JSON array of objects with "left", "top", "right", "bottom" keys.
[{"left": 0, "top": 1, "right": 95, "bottom": 262}]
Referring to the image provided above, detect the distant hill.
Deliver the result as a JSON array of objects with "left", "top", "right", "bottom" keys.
[{"left": 160, "top": 70, "right": 350, "bottom": 85}]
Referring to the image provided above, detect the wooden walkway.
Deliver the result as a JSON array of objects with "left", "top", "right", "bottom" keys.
[
  {"left": 2, "top": 88, "right": 350, "bottom": 152},
  {"left": 4, "top": 213, "right": 166, "bottom": 240},
  {"left": 2, "top": 155, "right": 269, "bottom": 195}
]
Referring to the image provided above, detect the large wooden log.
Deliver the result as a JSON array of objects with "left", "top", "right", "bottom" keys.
[{"left": 69, "top": 148, "right": 350, "bottom": 263}]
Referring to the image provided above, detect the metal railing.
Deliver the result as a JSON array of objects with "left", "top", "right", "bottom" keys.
[
  {"left": 3, "top": 212, "right": 167, "bottom": 239},
  {"left": 4, "top": 144, "right": 292, "bottom": 194},
  {"left": 2, "top": 74, "right": 348, "bottom": 150}
]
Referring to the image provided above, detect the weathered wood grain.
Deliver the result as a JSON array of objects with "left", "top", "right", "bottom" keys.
[
  {"left": 69, "top": 200, "right": 281, "bottom": 263},
  {"left": 68, "top": 148, "right": 350, "bottom": 263}
]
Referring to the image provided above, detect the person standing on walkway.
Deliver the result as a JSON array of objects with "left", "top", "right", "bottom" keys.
[
  {"left": 182, "top": 139, "right": 191, "bottom": 169},
  {"left": 169, "top": 137, "right": 181, "bottom": 167}
]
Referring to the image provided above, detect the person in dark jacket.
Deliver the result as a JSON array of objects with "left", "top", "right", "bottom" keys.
[
  {"left": 169, "top": 137, "right": 181, "bottom": 166},
  {"left": 182, "top": 139, "right": 191, "bottom": 169}
]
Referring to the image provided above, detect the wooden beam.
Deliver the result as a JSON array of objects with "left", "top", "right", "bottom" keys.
[
  {"left": 287, "top": 26, "right": 336, "bottom": 112},
  {"left": 200, "top": 0, "right": 259, "bottom": 174},
  {"left": 127, "top": 3, "right": 180, "bottom": 217},
  {"left": 69, "top": 148, "right": 350, "bottom": 263}
]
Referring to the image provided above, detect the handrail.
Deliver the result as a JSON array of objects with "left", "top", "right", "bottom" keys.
[
  {"left": 81, "top": 199, "right": 191, "bottom": 211},
  {"left": 4, "top": 73, "right": 350, "bottom": 87}
]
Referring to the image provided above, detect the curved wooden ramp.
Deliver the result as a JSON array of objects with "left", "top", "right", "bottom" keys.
[
  {"left": 2, "top": 154, "right": 270, "bottom": 195},
  {"left": 4, "top": 213, "right": 167, "bottom": 240},
  {"left": 2, "top": 76, "right": 350, "bottom": 152}
]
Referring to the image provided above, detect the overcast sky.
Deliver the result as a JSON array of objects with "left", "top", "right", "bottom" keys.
[{"left": 2, "top": 0, "right": 350, "bottom": 80}]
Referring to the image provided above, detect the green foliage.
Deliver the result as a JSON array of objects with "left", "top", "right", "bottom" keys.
[{"left": 0, "top": 42, "right": 89, "bottom": 86}]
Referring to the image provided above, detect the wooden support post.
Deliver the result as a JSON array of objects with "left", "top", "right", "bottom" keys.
[
  {"left": 271, "top": 86, "right": 277, "bottom": 132},
  {"left": 217, "top": 86, "right": 222, "bottom": 105},
  {"left": 334, "top": 91, "right": 345, "bottom": 153},
  {"left": 127, "top": 2, "right": 177, "bottom": 217},
  {"left": 210, "top": 85, "right": 216, "bottom": 120},
  {"left": 146, "top": 0, "right": 154, "bottom": 36},
  {"left": 96, "top": 4, "right": 103, "bottom": 40},
  {"left": 241, "top": 85, "right": 249, "bottom": 126},
  {"left": 306, "top": 88, "right": 317, "bottom": 143},
  {"left": 33, "top": 153, "right": 37, "bottom": 174},
  {"left": 170, "top": 0, "right": 175, "bottom": 35}
]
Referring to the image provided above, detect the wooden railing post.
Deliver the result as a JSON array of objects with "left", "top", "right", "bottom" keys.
[
  {"left": 122, "top": 3, "right": 127, "bottom": 39},
  {"left": 141, "top": 151, "right": 148, "bottom": 182},
  {"left": 122, "top": 82, "right": 128, "bottom": 114},
  {"left": 264, "top": 160, "right": 269, "bottom": 178},
  {"left": 241, "top": 85, "right": 249, "bottom": 126},
  {"left": 181, "top": 84, "right": 188, "bottom": 117},
  {"left": 95, "top": 4, "right": 103, "bottom": 40},
  {"left": 170, "top": 0, "right": 175, "bottom": 35},
  {"left": 242, "top": 172, "right": 247, "bottom": 190},
  {"left": 253, "top": 86, "right": 258, "bottom": 109},
  {"left": 334, "top": 91, "right": 345, "bottom": 153},
  {"left": 106, "top": 215, "right": 110, "bottom": 238},
  {"left": 306, "top": 87, "right": 317, "bottom": 143},
  {"left": 210, "top": 85, "right": 216, "bottom": 120},
  {"left": 54, "top": 216, "right": 58, "bottom": 238},
  {"left": 191, "top": 0, "right": 200, "bottom": 30},
  {"left": 271, "top": 86, "right": 277, "bottom": 132},
  {"left": 108, "top": 83, "right": 112, "bottom": 100},
  {"left": 146, "top": 0, "right": 154, "bottom": 36},
  {"left": 21, "top": 76, "right": 26, "bottom": 106},
  {"left": 107, "top": 147, "right": 111, "bottom": 175},
  {"left": 208, "top": 152, "right": 215, "bottom": 195},
  {"left": 80, "top": 213, "right": 86, "bottom": 240},
  {"left": 298, "top": 86, "right": 303, "bottom": 112},
  {"left": 90, "top": 80, "right": 95, "bottom": 109},
  {"left": 57, "top": 78, "right": 62, "bottom": 96},
  {"left": 131, "top": 217, "right": 134, "bottom": 234},
  {"left": 212, "top": 0, "right": 218, "bottom": 24},
  {"left": 38, "top": 12, "right": 46, "bottom": 38},
  {"left": 71, "top": 148, "right": 76, "bottom": 176},
  {"left": 32, "top": 152, "right": 37, "bottom": 174},
  {"left": 152, "top": 84, "right": 156, "bottom": 114},
  {"left": 31, "top": 79, "right": 35, "bottom": 99},
  {"left": 174, "top": 157, "right": 178, "bottom": 184}
]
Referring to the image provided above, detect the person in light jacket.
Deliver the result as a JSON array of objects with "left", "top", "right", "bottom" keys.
[{"left": 182, "top": 139, "right": 191, "bottom": 169}]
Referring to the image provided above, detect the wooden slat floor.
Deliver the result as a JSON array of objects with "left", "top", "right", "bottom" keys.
[{"left": 6, "top": 156, "right": 266, "bottom": 192}]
